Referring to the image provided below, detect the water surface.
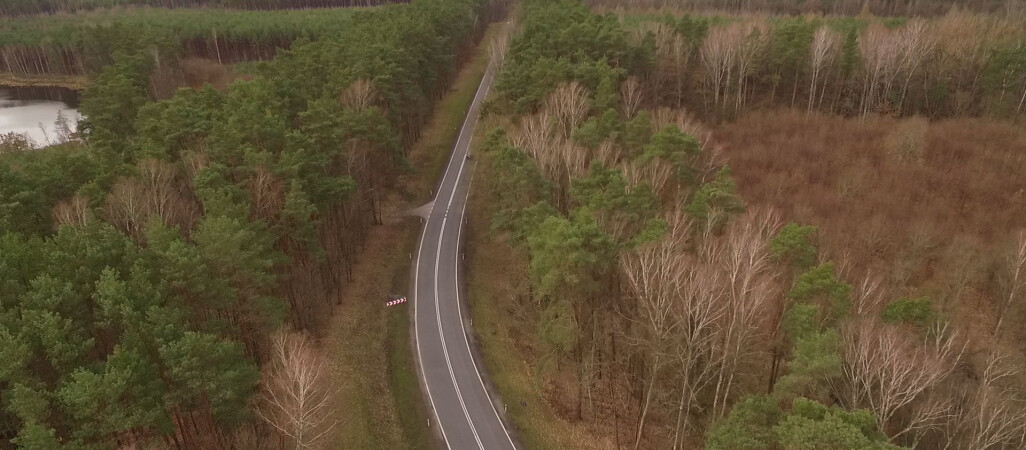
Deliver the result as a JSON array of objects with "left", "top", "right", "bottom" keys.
[{"left": 0, "top": 87, "right": 81, "bottom": 147}]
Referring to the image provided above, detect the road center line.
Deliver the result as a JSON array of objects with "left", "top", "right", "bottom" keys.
[{"left": 435, "top": 216, "right": 485, "bottom": 450}]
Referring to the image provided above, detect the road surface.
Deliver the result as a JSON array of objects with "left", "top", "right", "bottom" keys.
[{"left": 412, "top": 60, "right": 517, "bottom": 450}]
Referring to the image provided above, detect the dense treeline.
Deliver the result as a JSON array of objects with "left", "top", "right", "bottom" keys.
[
  {"left": 0, "top": 0, "right": 500, "bottom": 447},
  {"left": 0, "top": 7, "right": 361, "bottom": 77},
  {"left": 627, "top": 10, "right": 1026, "bottom": 118},
  {"left": 587, "top": 0, "right": 1023, "bottom": 17},
  {"left": 0, "top": 0, "right": 403, "bottom": 17},
  {"left": 481, "top": 0, "right": 1026, "bottom": 448}
]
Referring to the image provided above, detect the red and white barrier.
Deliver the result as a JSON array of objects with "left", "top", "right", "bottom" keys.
[{"left": 386, "top": 296, "right": 407, "bottom": 307}]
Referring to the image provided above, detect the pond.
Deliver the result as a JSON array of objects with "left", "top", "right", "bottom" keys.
[{"left": 0, "top": 86, "right": 81, "bottom": 147}]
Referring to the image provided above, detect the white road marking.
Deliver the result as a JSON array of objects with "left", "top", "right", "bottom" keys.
[
  {"left": 454, "top": 155, "right": 519, "bottom": 449},
  {"left": 413, "top": 61, "right": 497, "bottom": 449},
  {"left": 435, "top": 216, "right": 485, "bottom": 450},
  {"left": 413, "top": 215, "right": 452, "bottom": 450}
]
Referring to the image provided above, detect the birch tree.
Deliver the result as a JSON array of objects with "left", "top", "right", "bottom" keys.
[
  {"left": 993, "top": 230, "right": 1026, "bottom": 336},
  {"left": 808, "top": 26, "right": 840, "bottom": 113},
  {"left": 256, "top": 331, "right": 338, "bottom": 450}
]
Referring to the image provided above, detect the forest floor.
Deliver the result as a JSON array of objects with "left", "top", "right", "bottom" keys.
[{"left": 320, "top": 22, "right": 501, "bottom": 449}]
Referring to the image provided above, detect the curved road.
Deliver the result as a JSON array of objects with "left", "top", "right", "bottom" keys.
[{"left": 412, "top": 61, "right": 517, "bottom": 450}]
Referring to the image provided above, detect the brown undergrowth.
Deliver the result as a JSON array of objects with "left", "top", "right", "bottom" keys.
[{"left": 716, "top": 108, "right": 1026, "bottom": 368}]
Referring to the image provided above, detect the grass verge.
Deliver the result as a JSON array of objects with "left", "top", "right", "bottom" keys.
[
  {"left": 321, "top": 20, "right": 504, "bottom": 449},
  {"left": 463, "top": 129, "right": 617, "bottom": 449}
]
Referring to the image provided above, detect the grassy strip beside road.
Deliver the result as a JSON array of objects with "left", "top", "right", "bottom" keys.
[
  {"left": 463, "top": 124, "right": 617, "bottom": 449},
  {"left": 321, "top": 21, "right": 503, "bottom": 449}
]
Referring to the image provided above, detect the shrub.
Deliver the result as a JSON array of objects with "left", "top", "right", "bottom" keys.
[{"left": 880, "top": 297, "right": 934, "bottom": 327}]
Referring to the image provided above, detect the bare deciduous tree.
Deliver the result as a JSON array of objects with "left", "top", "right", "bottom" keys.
[
  {"left": 709, "top": 208, "right": 780, "bottom": 417},
  {"left": 859, "top": 24, "right": 901, "bottom": 115},
  {"left": 104, "top": 178, "right": 146, "bottom": 239},
  {"left": 809, "top": 26, "right": 840, "bottom": 113},
  {"left": 621, "top": 220, "right": 686, "bottom": 449},
  {"left": 993, "top": 230, "right": 1026, "bottom": 336},
  {"left": 249, "top": 167, "right": 286, "bottom": 221},
  {"left": 620, "top": 76, "right": 644, "bottom": 119},
  {"left": 339, "top": 79, "right": 377, "bottom": 111},
  {"left": 53, "top": 194, "right": 90, "bottom": 228},
  {"left": 895, "top": 19, "right": 936, "bottom": 113},
  {"left": 181, "top": 150, "right": 210, "bottom": 184},
  {"left": 842, "top": 320, "right": 962, "bottom": 438},
  {"left": 650, "top": 24, "right": 691, "bottom": 108},
  {"left": 256, "top": 331, "right": 338, "bottom": 450},
  {"left": 701, "top": 25, "right": 737, "bottom": 111},
  {"left": 545, "top": 82, "right": 591, "bottom": 138}
]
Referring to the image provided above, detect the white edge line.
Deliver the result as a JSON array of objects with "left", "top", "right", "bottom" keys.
[
  {"left": 431, "top": 61, "right": 492, "bottom": 204},
  {"left": 413, "top": 60, "right": 494, "bottom": 450},
  {"left": 436, "top": 216, "right": 485, "bottom": 450},
  {"left": 452, "top": 92, "right": 519, "bottom": 449},
  {"left": 413, "top": 216, "right": 452, "bottom": 450}
]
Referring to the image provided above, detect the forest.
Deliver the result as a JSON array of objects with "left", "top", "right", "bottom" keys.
[
  {"left": 469, "top": 0, "right": 1026, "bottom": 448},
  {"left": 0, "top": 0, "right": 504, "bottom": 447},
  {"left": 0, "top": 7, "right": 371, "bottom": 77},
  {"left": 0, "top": 0, "right": 402, "bottom": 17},
  {"left": 586, "top": 0, "right": 1023, "bottom": 17}
]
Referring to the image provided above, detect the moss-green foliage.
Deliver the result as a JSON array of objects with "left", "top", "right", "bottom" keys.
[
  {"left": 0, "top": 0, "right": 487, "bottom": 445},
  {"left": 770, "top": 223, "right": 818, "bottom": 270},
  {"left": 638, "top": 125, "right": 701, "bottom": 181},
  {"left": 706, "top": 395, "right": 781, "bottom": 450},
  {"left": 774, "top": 398, "right": 903, "bottom": 450},
  {"left": 774, "top": 327, "right": 842, "bottom": 402},
  {"left": 880, "top": 297, "right": 934, "bottom": 327},
  {"left": 685, "top": 167, "right": 745, "bottom": 231},
  {"left": 494, "top": 0, "right": 650, "bottom": 114},
  {"left": 788, "top": 263, "right": 852, "bottom": 324},
  {"left": 707, "top": 396, "right": 902, "bottom": 450},
  {"left": 570, "top": 162, "right": 661, "bottom": 245}
]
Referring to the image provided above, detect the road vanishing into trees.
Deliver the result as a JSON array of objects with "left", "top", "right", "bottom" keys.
[{"left": 412, "top": 60, "right": 518, "bottom": 450}]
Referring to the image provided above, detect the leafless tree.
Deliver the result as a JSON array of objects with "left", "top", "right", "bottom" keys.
[
  {"left": 623, "top": 160, "right": 673, "bottom": 200},
  {"left": 104, "top": 178, "right": 146, "bottom": 239},
  {"left": 181, "top": 150, "right": 210, "bottom": 184},
  {"left": 621, "top": 218, "right": 690, "bottom": 449},
  {"left": 842, "top": 320, "right": 962, "bottom": 439},
  {"left": 137, "top": 159, "right": 182, "bottom": 228},
  {"left": 256, "top": 331, "right": 338, "bottom": 450},
  {"left": 960, "top": 354, "right": 1026, "bottom": 450},
  {"left": 895, "top": 19, "right": 936, "bottom": 113},
  {"left": 993, "top": 230, "right": 1026, "bottom": 336},
  {"left": 650, "top": 23, "right": 691, "bottom": 108},
  {"left": 709, "top": 208, "right": 780, "bottom": 417},
  {"left": 339, "top": 79, "right": 376, "bottom": 112},
  {"left": 545, "top": 82, "right": 591, "bottom": 138},
  {"left": 489, "top": 19, "right": 514, "bottom": 67},
  {"left": 53, "top": 194, "right": 90, "bottom": 228},
  {"left": 733, "top": 22, "right": 767, "bottom": 113},
  {"left": 859, "top": 23, "right": 901, "bottom": 115},
  {"left": 851, "top": 273, "right": 885, "bottom": 318},
  {"left": 620, "top": 76, "right": 644, "bottom": 119},
  {"left": 249, "top": 167, "right": 286, "bottom": 221},
  {"left": 809, "top": 26, "right": 840, "bottom": 113},
  {"left": 665, "top": 213, "right": 726, "bottom": 448},
  {"left": 701, "top": 25, "right": 737, "bottom": 110}
]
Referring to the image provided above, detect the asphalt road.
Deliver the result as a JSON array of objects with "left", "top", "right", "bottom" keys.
[{"left": 412, "top": 61, "right": 517, "bottom": 450}]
